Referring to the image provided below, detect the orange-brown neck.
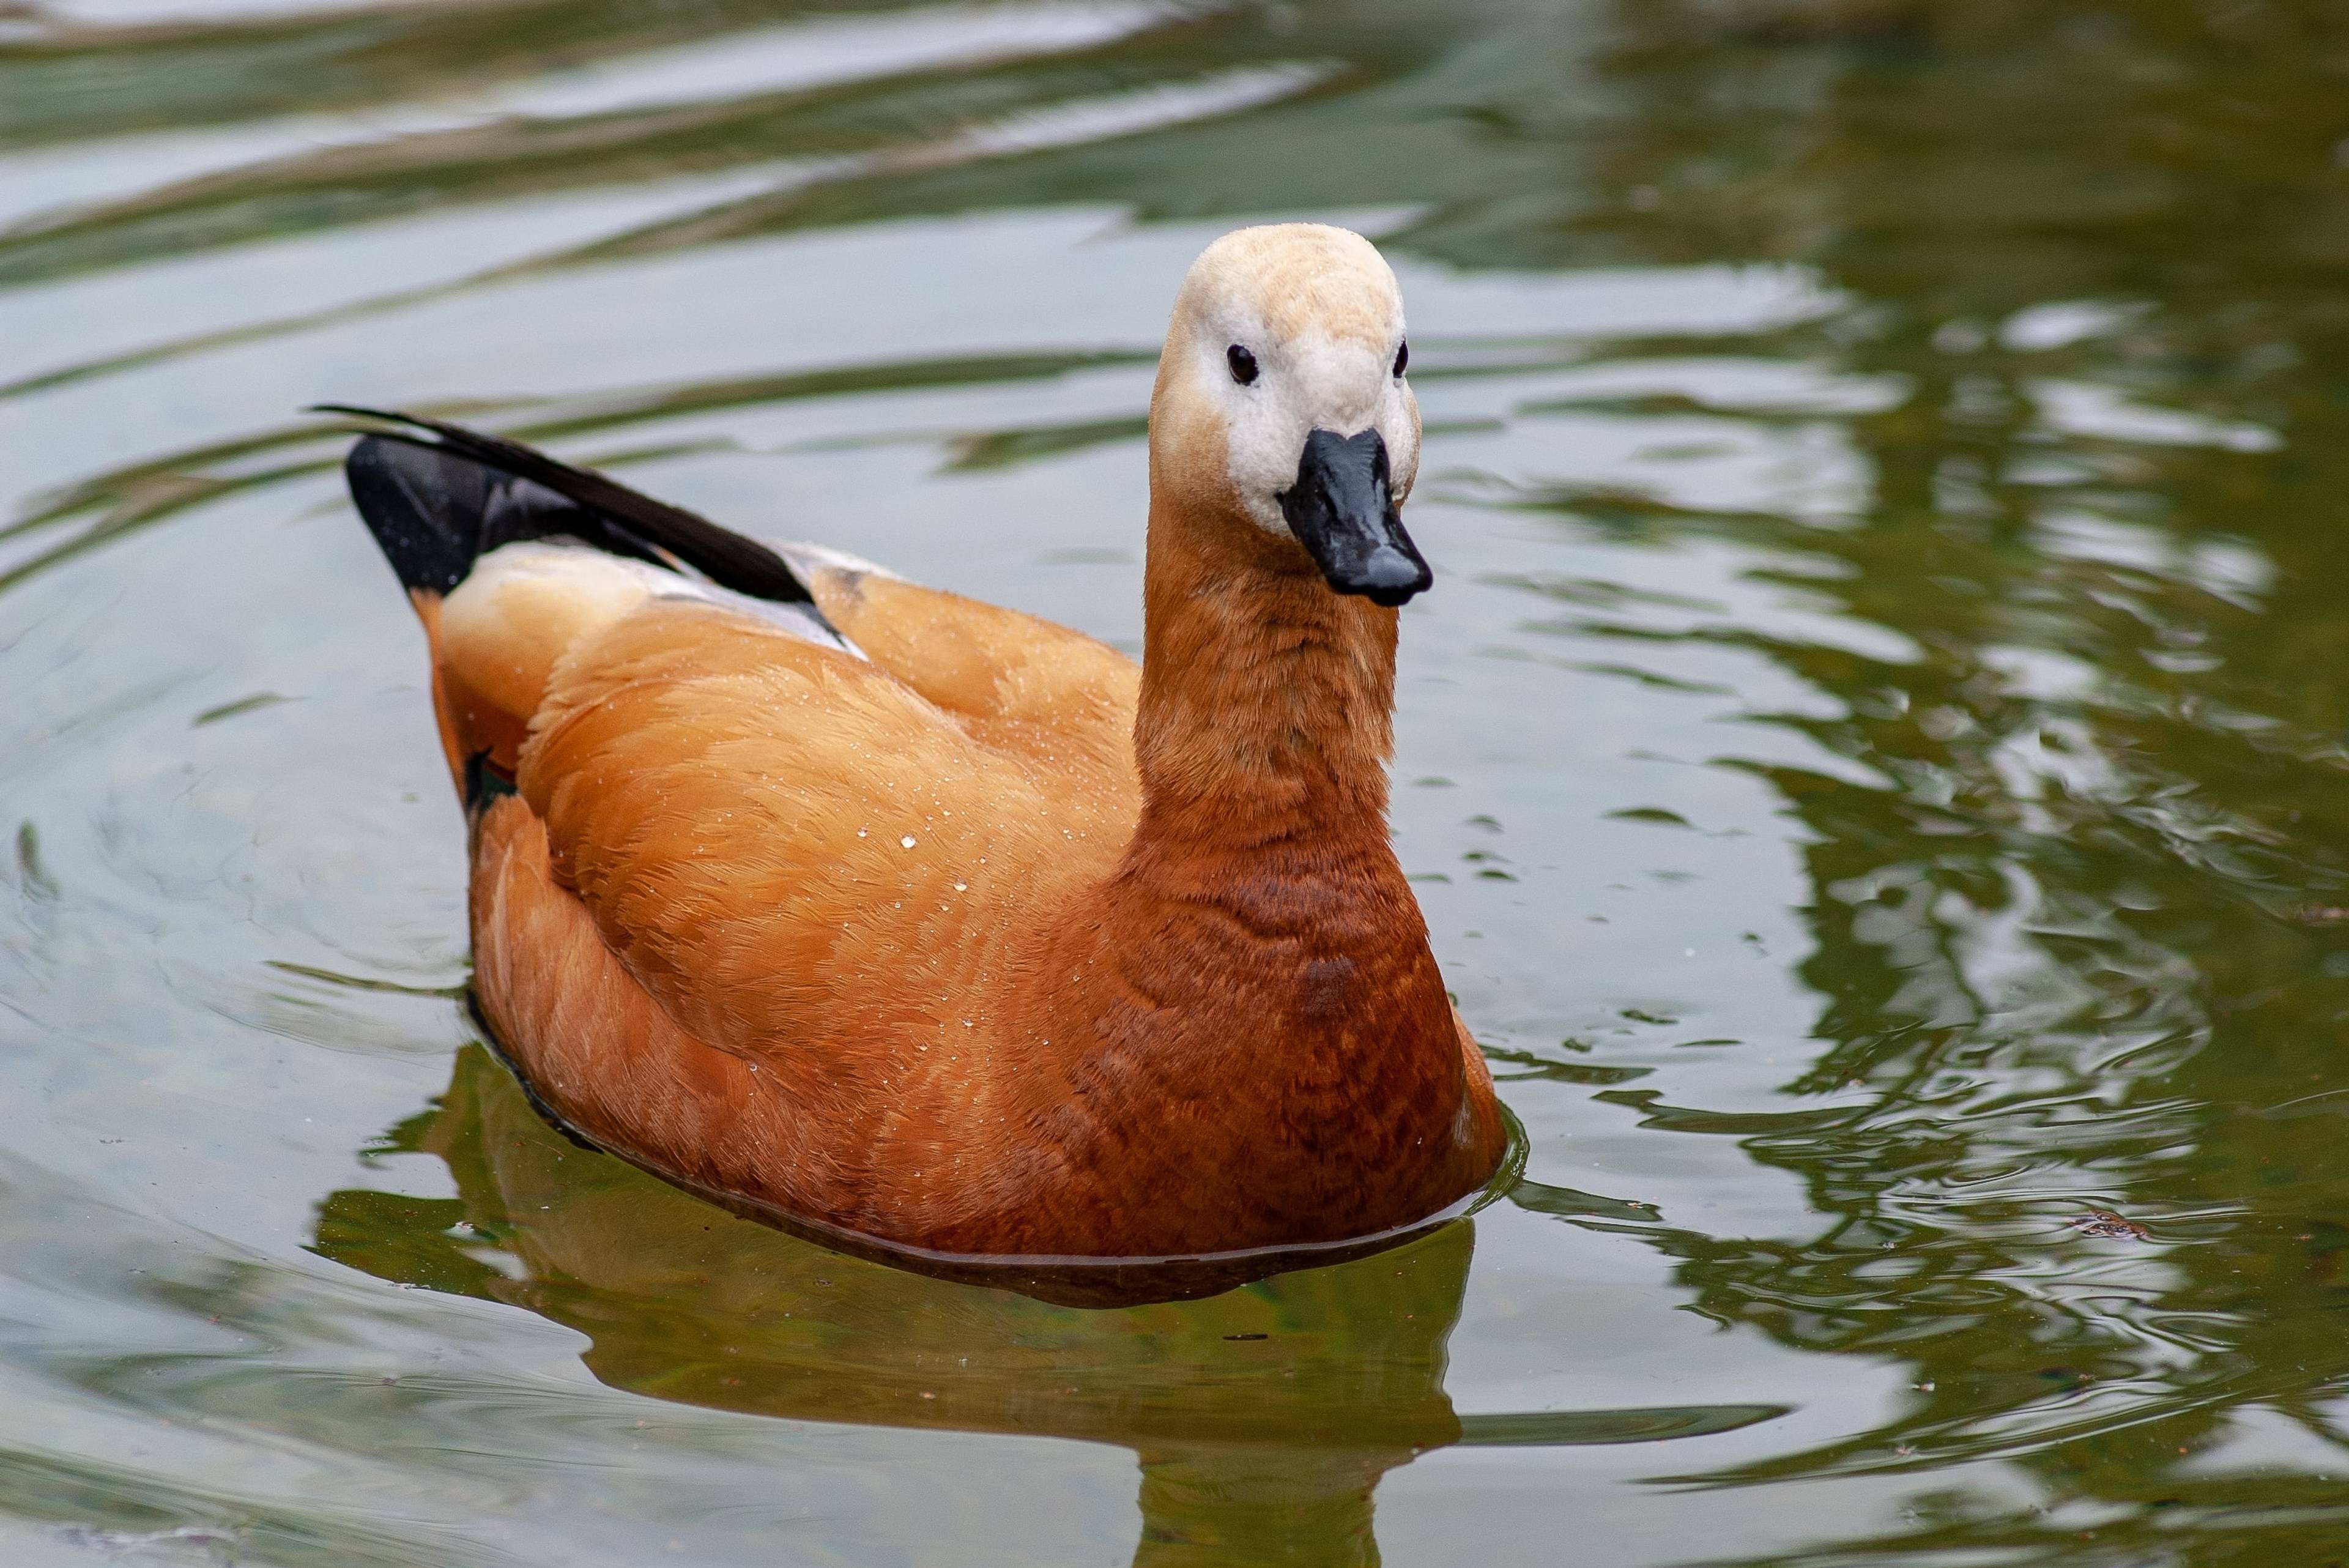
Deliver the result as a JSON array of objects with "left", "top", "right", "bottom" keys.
[
  {"left": 1131, "top": 488, "right": 1400, "bottom": 851},
  {"left": 1120, "top": 487, "right": 1422, "bottom": 992},
  {"left": 1003, "top": 485, "right": 1501, "bottom": 1255}
]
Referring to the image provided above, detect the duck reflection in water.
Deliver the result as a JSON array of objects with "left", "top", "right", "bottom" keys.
[{"left": 317, "top": 1047, "right": 1783, "bottom": 1565}]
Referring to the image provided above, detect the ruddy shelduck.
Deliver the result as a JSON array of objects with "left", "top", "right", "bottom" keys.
[{"left": 333, "top": 223, "right": 1507, "bottom": 1262}]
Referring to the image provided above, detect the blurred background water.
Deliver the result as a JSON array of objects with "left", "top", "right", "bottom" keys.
[{"left": 7, "top": 1, "right": 2349, "bottom": 1562}]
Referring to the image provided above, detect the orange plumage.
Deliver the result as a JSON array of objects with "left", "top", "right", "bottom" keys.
[{"left": 339, "top": 224, "right": 1505, "bottom": 1261}]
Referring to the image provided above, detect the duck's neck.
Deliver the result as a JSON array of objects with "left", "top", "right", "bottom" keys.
[
  {"left": 1035, "top": 487, "right": 1494, "bottom": 1249},
  {"left": 1129, "top": 491, "right": 1400, "bottom": 856},
  {"left": 998, "top": 486, "right": 1498, "bottom": 1254}
]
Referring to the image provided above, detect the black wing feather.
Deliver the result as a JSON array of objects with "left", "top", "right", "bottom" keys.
[{"left": 319, "top": 404, "right": 815, "bottom": 606}]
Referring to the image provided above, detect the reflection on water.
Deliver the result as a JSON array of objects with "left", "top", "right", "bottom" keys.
[
  {"left": 315, "top": 1047, "right": 1778, "bottom": 1565},
  {"left": 11, "top": 0, "right": 2349, "bottom": 1562}
]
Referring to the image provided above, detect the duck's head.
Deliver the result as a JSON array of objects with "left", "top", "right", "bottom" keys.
[{"left": 1151, "top": 224, "right": 1428, "bottom": 607}]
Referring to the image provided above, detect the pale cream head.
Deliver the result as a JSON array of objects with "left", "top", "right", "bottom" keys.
[{"left": 1155, "top": 224, "right": 1420, "bottom": 536}]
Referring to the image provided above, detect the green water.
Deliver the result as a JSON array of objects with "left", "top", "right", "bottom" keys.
[{"left": 7, "top": 0, "right": 2349, "bottom": 1561}]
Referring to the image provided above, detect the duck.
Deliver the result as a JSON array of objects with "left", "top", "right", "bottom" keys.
[{"left": 330, "top": 222, "right": 1507, "bottom": 1262}]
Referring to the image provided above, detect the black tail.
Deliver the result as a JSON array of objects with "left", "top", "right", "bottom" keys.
[{"left": 326, "top": 406, "right": 817, "bottom": 605}]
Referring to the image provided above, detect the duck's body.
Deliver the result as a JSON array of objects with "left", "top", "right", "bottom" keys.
[{"left": 340, "top": 225, "right": 1505, "bottom": 1259}]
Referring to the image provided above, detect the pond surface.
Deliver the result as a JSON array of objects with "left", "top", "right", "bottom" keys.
[{"left": 9, "top": 1, "right": 2349, "bottom": 1562}]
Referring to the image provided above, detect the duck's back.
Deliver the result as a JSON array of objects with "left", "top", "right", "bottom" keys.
[
  {"left": 344, "top": 424, "right": 1143, "bottom": 1235},
  {"left": 499, "top": 579, "right": 1140, "bottom": 1052}
]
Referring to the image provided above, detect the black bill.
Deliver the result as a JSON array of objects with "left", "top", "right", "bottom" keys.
[{"left": 1276, "top": 428, "right": 1433, "bottom": 608}]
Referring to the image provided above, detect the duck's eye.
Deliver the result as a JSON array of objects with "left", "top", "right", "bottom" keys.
[
  {"left": 1227, "top": 344, "right": 1259, "bottom": 385},
  {"left": 1393, "top": 340, "right": 1409, "bottom": 377}
]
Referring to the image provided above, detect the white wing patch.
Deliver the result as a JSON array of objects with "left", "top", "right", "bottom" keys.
[
  {"left": 451, "top": 537, "right": 927, "bottom": 677},
  {"left": 777, "top": 540, "right": 908, "bottom": 587}
]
